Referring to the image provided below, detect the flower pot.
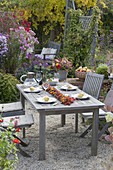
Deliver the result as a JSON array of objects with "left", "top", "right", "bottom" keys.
[{"left": 58, "top": 70, "right": 68, "bottom": 81}]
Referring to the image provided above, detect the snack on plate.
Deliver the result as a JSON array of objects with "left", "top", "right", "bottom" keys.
[
  {"left": 48, "top": 78, "right": 52, "bottom": 82},
  {"left": 43, "top": 96, "right": 49, "bottom": 101},
  {"left": 67, "top": 85, "right": 72, "bottom": 89},
  {"left": 30, "top": 86, "right": 35, "bottom": 91},
  {"left": 77, "top": 93, "right": 84, "bottom": 98}
]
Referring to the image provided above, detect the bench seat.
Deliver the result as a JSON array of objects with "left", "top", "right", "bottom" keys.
[
  {"left": 1, "top": 114, "right": 34, "bottom": 128},
  {"left": 0, "top": 102, "right": 25, "bottom": 117}
]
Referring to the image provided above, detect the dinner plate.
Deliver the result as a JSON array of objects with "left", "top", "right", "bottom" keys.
[
  {"left": 61, "top": 84, "right": 77, "bottom": 91},
  {"left": 36, "top": 97, "right": 57, "bottom": 104},
  {"left": 71, "top": 93, "right": 89, "bottom": 100},
  {"left": 46, "top": 78, "right": 58, "bottom": 86},
  {"left": 24, "top": 87, "right": 42, "bottom": 93},
  {"left": 48, "top": 81, "right": 58, "bottom": 86}
]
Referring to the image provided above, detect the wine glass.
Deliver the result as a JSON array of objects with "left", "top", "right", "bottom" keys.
[
  {"left": 54, "top": 72, "right": 59, "bottom": 82},
  {"left": 36, "top": 72, "right": 42, "bottom": 84}
]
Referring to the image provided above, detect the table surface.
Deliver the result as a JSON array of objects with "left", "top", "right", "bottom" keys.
[
  {"left": 17, "top": 82, "right": 105, "bottom": 160},
  {"left": 17, "top": 83, "right": 104, "bottom": 114}
]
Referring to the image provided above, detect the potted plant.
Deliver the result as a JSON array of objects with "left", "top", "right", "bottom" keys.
[
  {"left": 52, "top": 57, "right": 73, "bottom": 81},
  {"left": 96, "top": 64, "right": 109, "bottom": 79}
]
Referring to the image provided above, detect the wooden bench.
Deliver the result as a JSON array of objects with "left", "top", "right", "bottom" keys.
[
  {"left": 0, "top": 102, "right": 34, "bottom": 138},
  {"left": 0, "top": 102, "right": 34, "bottom": 157},
  {"left": 1, "top": 114, "right": 34, "bottom": 128},
  {"left": 0, "top": 102, "right": 25, "bottom": 117}
]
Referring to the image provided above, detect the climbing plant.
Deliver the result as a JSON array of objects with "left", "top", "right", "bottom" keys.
[{"left": 63, "top": 7, "right": 100, "bottom": 68}]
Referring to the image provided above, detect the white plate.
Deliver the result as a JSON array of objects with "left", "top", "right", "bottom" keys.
[
  {"left": 24, "top": 87, "right": 42, "bottom": 93},
  {"left": 48, "top": 81, "right": 57, "bottom": 86},
  {"left": 61, "top": 84, "right": 77, "bottom": 91},
  {"left": 36, "top": 97, "right": 57, "bottom": 104},
  {"left": 71, "top": 93, "right": 89, "bottom": 100},
  {"left": 47, "top": 78, "right": 58, "bottom": 86}
]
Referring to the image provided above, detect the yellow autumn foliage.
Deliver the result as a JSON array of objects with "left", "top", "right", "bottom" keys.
[
  {"left": 75, "top": 0, "right": 106, "bottom": 9},
  {"left": 0, "top": 0, "right": 106, "bottom": 39}
]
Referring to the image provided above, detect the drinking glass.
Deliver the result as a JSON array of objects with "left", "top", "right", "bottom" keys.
[
  {"left": 36, "top": 72, "right": 42, "bottom": 84},
  {"left": 54, "top": 72, "right": 59, "bottom": 82}
]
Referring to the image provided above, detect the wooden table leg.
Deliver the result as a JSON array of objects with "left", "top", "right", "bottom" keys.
[
  {"left": 20, "top": 93, "right": 25, "bottom": 109},
  {"left": 75, "top": 113, "right": 78, "bottom": 133},
  {"left": 61, "top": 114, "right": 65, "bottom": 127},
  {"left": 39, "top": 111, "right": 46, "bottom": 160},
  {"left": 91, "top": 108, "right": 99, "bottom": 156}
]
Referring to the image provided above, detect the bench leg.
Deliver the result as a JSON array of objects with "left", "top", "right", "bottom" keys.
[
  {"left": 16, "top": 144, "right": 31, "bottom": 157},
  {"left": 22, "top": 128, "right": 26, "bottom": 138}
]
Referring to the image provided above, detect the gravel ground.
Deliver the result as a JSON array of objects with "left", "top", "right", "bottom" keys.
[{"left": 16, "top": 102, "right": 113, "bottom": 170}]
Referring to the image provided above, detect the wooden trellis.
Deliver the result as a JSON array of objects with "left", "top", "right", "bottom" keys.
[{"left": 79, "top": 16, "right": 92, "bottom": 30}]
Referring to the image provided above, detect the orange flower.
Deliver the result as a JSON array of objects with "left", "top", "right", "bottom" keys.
[
  {"left": 0, "top": 119, "right": 3, "bottom": 123},
  {"left": 56, "top": 63, "right": 61, "bottom": 69},
  {"left": 15, "top": 127, "right": 21, "bottom": 132},
  {"left": 12, "top": 138, "right": 21, "bottom": 144}
]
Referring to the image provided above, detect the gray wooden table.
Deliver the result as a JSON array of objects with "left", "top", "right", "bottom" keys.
[{"left": 17, "top": 83, "right": 104, "bottom": 160}]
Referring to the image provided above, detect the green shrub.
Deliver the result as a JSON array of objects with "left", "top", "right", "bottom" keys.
[
  {"left": 96, "top": 64, "right": 109, "bottom": 79},
  {"left": 0, "top": 73, "right": 20, "bottom": 103}
]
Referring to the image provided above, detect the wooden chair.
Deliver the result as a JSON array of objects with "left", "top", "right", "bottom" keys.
[
  {"left": 61, "top": 72, "right": 104, "bottom": 128},
  {"left": 47, "top": 41, "right": 61, "bottom": 55},
  {"left": 35, "top": 41, "right": 61, "bottom": 60},
  {"left": 80, "top": 89, "right": 113, "bottom": 141},
  {"left": 75, "top": 72, "right": 104, "bottom": 133}
]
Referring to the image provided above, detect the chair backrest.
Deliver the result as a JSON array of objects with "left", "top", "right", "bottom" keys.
[
  {"left": 104, "top": 89, "right": 113, "bottom": 112},
  {"left": 83, "top": 72, "right": 104, "bottom": 99},
  {"left": 48, "top": 41, "right": 61, "bottom": 54}
]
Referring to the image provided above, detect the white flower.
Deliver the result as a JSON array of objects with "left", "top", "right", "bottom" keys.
[{"left": 105, "top": 112, "right": 113, "bottom": 122}]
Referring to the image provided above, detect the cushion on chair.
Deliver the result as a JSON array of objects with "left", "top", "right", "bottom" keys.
[
  {"left": 82, "top": 108, "right": 106, "bottom": 119},
  {"left": 41, "top": 47, "right": 57, "bottom": 60},
  {"left": 1, "top": 114, "right": 34, "bottom": 128},
  {"left": 41, "top": 48, "right": 51, "bottom": 55}
]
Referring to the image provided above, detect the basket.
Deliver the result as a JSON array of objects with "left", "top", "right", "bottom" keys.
[{"left": 75, "top": 71, "right": 87, "bottom": 80}]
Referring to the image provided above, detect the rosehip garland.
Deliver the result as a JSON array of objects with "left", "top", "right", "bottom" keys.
[{"left": 47, "top": 85, "right": 75, "bottom": 105}]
